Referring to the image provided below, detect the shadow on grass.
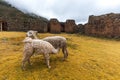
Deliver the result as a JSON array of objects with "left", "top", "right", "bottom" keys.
[{"left": 19, "top": 55, "right": 68, "bottom": 72}]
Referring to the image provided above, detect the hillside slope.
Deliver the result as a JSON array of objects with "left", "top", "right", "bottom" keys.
[
  {"left": 0, "top": 0, "right": 48, "bottom": 21},
  {"left": 0, "top": 0, "right": 48, "bottom": 32}
]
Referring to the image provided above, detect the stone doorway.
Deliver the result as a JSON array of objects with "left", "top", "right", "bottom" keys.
[{"left": 0, "top": 20, "right": 8, "bottom": 31}]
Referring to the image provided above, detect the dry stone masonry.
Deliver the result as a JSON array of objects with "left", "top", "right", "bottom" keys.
[
  {"left": 65, "top": 19, "right": 77, "bottom": 33},
  {"left": 49, "top": 18, "right": 61, "bottom": 33},
  {"left": 85, "top": 13, "right": 120, "bottom": 38}
]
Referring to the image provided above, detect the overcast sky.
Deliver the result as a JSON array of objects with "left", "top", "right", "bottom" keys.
[{"left": 4, "top": 0, "right": 120, "bottom": 24}]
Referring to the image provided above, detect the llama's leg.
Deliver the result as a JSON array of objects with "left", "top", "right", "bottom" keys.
[
  {"left": 21, "top": 60, "right": 26, "bottom": 70},
  {"left": 62, "top": 47, "right": 65, "bottom": 59},
  {"left": 28, "top": 59, "right": 32, "bottom": 66},
  {"left": 43, "top": 53, "right": 51, "bottom": 69},
  {"left": 65, "top": 47, "right": 68, "bottom": 57},
  {"left": 27, "top": 52, "right": 34, "bottom": 65},
  {"left": 62, "top": 47, "right": 68, "bottom": 60},
  {"left": 21, "top": 56, "right": 28, "bottom": 70},
  {"left": 21, "top": 54, "right": 32, "bottom": 70}
]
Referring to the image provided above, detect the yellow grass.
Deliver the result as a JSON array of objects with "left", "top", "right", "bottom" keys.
[{"left": 0, "top": 31, "right": 120, "bottom": 80}]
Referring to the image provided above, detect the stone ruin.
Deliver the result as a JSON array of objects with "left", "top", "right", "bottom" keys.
[
  {"left": 1, "top": 8, "right": 120, "bottom": 38},
  {"left": 0, "top": 1, "right": 48, "bottom": 32},
  {"left": 64, "top": 19, "right": 77, "bottom": 33},
  {"left": 48, "top": 13, "right": 120, "bottom": 37},
  {"left": 0, "top": 17, "right": 48, "bottom": 32},
  {"left": 48, "top": 18, "right": 61, "bottom": 33},
  {"left": 48, "top": 19, "right": 78, "bottom": 33},
  {"left": 85, "top": 13, "right": 120, "bottom": 38},
  {"left": 0, "top": 17, "right": 79, "bottom": 33}
]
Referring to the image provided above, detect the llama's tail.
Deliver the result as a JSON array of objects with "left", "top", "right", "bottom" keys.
[{"left": 52, "top": 48, "right": 59, "bottom": 54}]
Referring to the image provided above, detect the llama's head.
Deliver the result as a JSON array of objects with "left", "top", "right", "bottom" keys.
[{"left": 26, "top": 30, "right": 38, "bottom": 39}]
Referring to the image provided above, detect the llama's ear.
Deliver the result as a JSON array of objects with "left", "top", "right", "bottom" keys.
[{"left": 34, "top": 31, "right": 38, "bottom": 36}]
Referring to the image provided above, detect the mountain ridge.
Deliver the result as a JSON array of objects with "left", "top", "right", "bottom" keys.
[{"left": 0, "top": 0, "right": 48, "bottom": 22}]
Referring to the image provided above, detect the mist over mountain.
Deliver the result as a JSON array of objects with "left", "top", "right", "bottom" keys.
[{"left": 4, "top": 0, "right": 120, "bottom": 24}]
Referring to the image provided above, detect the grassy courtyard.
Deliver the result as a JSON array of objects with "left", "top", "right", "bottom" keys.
[{"left": 0, "top": 32, "right": 120, "bottom": 80}]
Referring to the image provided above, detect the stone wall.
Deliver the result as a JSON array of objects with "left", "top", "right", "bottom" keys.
[
  {"left": 65, "top": 19, "right": 77, "bottom": 33},
  {"left": 77, "top": 24, "right": 85, "bottom": 34},
  {"left": 85, "top": 13, "right": 120, "bottom": 38},
  {"left": 0, "top": 17, "right": 48, "bottom": 32},
  {"left": 49, "top": 18, "right": 61, "bottom": 33}
]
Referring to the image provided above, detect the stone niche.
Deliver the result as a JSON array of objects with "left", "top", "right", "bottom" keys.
[
  {"left": 65, "top": 19, "right": 77, "bottom": 33},
  {"left": 49, "top": 18, "right": 61, "bottom": 33}
]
